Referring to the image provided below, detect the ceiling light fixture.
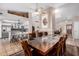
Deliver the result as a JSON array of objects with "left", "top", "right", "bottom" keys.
[
  {"left": 33, "top": 3, "right": 39, "bottom": 14},
  {"left": 33, "top": 3, "right": 43, "bottom": 15},
  {"left": 54, "top": 9, "right": 59, "bottom": 14}
]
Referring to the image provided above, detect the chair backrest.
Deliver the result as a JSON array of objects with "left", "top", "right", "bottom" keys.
[
  {"left": 63, "top": 34, "right": 68, "bottom": 54},
  {"left": 32, "top": 32, "right": 36, "bottom": 38},
  {"left": 56, "top": 36, "right": 65, "bottom": 56},
  {"left": 48, "top": 36, "right": 67, "bottom": 56},
  {"left": 47, "top": 42, "right": 59, "bottom": 56},
  {"left": 21, "top": 40, "right": 32, "bottom": 56},
  {"left": 59, "top": 37, "right": 64, "bottom": 42},
  {"left": 38, "top": 32, "right": 43, "bottom": 37},
  {"left": 57, "top": 34, "right": 68, "bottom": 56},
  {"left": 44, "top": 32, "right": 48, "bottom": 36},
  {"left": 64, "top": 34, "right": 68, "bottom": 41},
  {"left": 56, "top": 42, "right": 62, "bottom": 56},
  {"left": 48, "top": 37, "right": 63, "bottom": 56}
]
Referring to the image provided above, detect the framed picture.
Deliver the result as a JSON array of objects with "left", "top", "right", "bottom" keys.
[
  {"left": 41, "top": 14, "right": 48, "bottom": 28},
  {"left": 8, "top": 10, "right": 29, "bottom": 18}
]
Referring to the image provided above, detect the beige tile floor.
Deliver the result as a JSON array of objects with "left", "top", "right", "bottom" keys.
[
  {"left": 0, "top": 39, "right": 23, "bottom": 56},
  {"left": 65, "top": 37, "right": 79, "bottom": 56}
]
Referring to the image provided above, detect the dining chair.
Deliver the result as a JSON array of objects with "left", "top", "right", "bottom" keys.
[
  {"left": 59, "top": 36, "right": 64, "bottom": 42},
  {"left": 32, "top": 32, "right": 36, "bottom": 38},
  {"left": 38, "top": 32, "right": 43, "bottom": 37},
  {"left": 47, "top": 41, "right": 59, "bottom": 56},
  {"left": 56, "top": 42, "right": 62, "bottom": 56},
  {"left": 47, "top": 37, "right": 63, "bottom": 56},
  {"left": 29, "top": 32, "right": 36, "bottom": 40},
  {"left": 21, "top": 40, "right": 32, "bottom": 56},
  {"left": 63, "top": 34, "right": 68, "bottom": 55},
  {"left": 56, "top": 36, "right": 64, "bottom": 56},
  {"left": 44, "top": 32, "right": 48, "bottom": 36},
  {"left": 58, "top": 34, "right": 68, "bottom": 56},
  {"left": 60, "top": 40, "right": 65, "bottom": 56}
]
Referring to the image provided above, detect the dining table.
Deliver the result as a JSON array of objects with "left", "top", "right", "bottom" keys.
[{"left": 28, "top": 35, "right": 60, "bottom": 56}]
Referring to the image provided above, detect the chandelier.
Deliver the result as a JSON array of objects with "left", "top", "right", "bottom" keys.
[{"left": 33, "top": 3, "right": 44, "bottom": 14}]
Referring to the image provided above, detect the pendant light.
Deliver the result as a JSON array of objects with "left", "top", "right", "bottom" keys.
[{"left": 33, "top": 3, "right": 39, "bottom": 14}]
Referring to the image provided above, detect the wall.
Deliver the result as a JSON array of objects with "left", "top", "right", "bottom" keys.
[
  {"left": 55, "top": 4, "right": 79, "bottom": 21},
  {"left": 55, "top": 19, "right": 73, "bottom": 34},
  {"left": 0, "top": 21, "right": 2, "bottom": 38},
  {"left": 0, "top": 11, "right": 30, "bottom": 39},
  {"left": 53, "top": 4, "right": 79, "bottom": 36},
  {"left": 31, "top": 7, "right": 55, "bottom": 35},
  {"left": 0, "top": 7, "right": 55, "bottom": 36},
  {"left": 73, "top": 22, "right": 79, "bottom": 39}
]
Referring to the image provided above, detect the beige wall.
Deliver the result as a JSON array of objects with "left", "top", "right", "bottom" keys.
[
  {"left": 0, "top": 21, "right": 2, "bottom": 38},
  {"left": 30, "top": 7, "right": 55, "bottom": 35}
]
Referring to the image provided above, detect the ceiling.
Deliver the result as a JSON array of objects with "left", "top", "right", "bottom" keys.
[
  {"left": 0, "top": 3, "right": 79, "bottom": 23},
  {"left": 0, "top": 3, "right": 67, "bottom": 24},
  {"left": 0, "top": 3, "right": 66, "bottom": 12}
]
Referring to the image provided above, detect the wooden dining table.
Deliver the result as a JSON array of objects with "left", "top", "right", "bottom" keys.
[{"left": 28, "top": 35, "right": 60, "bottom": 56}]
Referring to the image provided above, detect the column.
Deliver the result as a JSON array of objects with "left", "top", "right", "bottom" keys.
[{"left": 47, "top": 7, "right": 55, "bottom": 35}]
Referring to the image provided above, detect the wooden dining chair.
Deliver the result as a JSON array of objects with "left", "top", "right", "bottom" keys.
[
  {"left": 47, "top": 35, "right": 67, "bottom": 56},
  {"left": 58, "top": 34, "right": 68, "bottom": 56},
  {"left": 32, "top": 32, "right": 36, "bottom": 38},
  {"left": 60, "top": 40, "right": 65, "bottom": 56},
  {"left": 56, "top": 42, "right": 62, "bottom": 56},
  {"left": 38, "top": 32, "right": 43, "bottom": 37},
  {"left": 47, "top": 42, "right": 59, "bottom": 56},
  {"left": 59, "top": 37, "right": 64, "bottom": 42},
  {"left": 21, "top": 40, "right": 32, "bottom": 56},
  {"left": 63, "top": 34, "right": 68, "bottom": 54},
  {"left": 56, "top": 36, "right": 64, "bottom": 56},
  {"left": 47, "top": 37, "right": 64, "bottom": 56},
  {"left": 44, "top": 32, "right": 48, "bottom": 36}
]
